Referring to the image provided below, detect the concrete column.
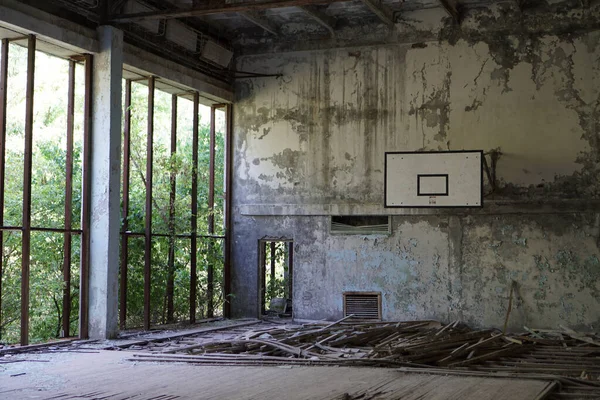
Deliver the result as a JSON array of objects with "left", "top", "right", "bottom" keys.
[{"left": 89, "top": 26, "right": 123, "bottom": 339}]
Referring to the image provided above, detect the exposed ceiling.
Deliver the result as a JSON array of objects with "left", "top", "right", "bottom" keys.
[
  {"left": 107, "top": 0, "right": 461, "bottom": 40},
  {"left": 21, "top": 0, "right": 560, "bottom": 83}
]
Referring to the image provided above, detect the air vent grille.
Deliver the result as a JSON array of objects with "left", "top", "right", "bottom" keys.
[
  {"left": 343, "top": 292, "right": 381, "bottom": 320},
  {"left": 330, "top": 216, "right": 390, "bottom": 235}
]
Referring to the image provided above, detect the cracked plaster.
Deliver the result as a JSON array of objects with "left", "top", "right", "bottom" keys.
[{"left": 231, "top": 4, "right": 600, "bottom": 330}]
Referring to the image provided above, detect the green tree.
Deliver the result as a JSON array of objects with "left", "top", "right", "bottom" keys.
[
  {"left": 0, "top": 44, "right": 226, "bottom": 343},
  {"left": 123, "top": 82, "right": 226, "bottom": 328}
]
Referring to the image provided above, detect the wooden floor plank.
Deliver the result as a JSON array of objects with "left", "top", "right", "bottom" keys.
[{"left": 0, "top": 350, "right": 554, "bottom": 400}]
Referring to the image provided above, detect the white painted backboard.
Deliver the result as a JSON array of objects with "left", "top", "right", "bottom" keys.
[{"left": 385, "top": 151, "right": 483, "bottom": 207}]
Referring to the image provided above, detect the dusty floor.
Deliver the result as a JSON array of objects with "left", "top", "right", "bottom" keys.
[
  {"left": 0, "top": 349, "right": 555, "bottom": 400},
  {"left": 4, "top": 319, "right": 598, "bottom": 399}
]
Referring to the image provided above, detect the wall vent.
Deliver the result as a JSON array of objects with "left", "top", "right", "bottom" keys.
[
  {"left": 330, "top": 215, "right": 390, "bottom": 235},
  {"left": 343, "top": 292, "right": 381, "bottom": 320}
]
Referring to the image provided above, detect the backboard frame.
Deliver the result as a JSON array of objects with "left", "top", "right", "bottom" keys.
[{"left": 384, "top": 150, "right": 484, "bottom": 208}]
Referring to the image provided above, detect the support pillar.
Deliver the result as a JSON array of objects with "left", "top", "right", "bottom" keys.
[{"left": 88, "top": 26, "right": 123, "bottom": 339}]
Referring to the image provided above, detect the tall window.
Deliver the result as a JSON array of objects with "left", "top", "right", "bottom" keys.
[
  {"left": 0, "top": 37, "right": 89, "bottom": 345},
  {"left": 119, "top": 76, "right": 228, "bottom": 330}
]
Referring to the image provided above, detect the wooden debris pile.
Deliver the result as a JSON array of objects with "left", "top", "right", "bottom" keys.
[
  {"left": 127, "top": 318, "right": 600, "bottom": 398},
  {"left": 128, "top": 318, "right": 599, "bottom": 372}
]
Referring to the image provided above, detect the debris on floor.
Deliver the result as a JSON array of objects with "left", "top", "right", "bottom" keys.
[
  {"left": 120, "top": 318, "right": 600, "bottom": 399},
  {"left": 3, "top": 318, "right": 599, "bottom": 399},
  {"left": 0, "top": 351, "right": 558, "bottom": 400}
]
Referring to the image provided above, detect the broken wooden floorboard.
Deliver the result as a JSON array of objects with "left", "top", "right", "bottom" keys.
[{"left": 120, "top": 318, "right": 600, "bottom": 399}]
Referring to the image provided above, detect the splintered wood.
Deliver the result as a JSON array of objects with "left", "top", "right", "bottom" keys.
[
  {"left": 128, "top": 319, "right": 600, "bottom": 371},
  {"left": 126, "top": 318, "right": 600, "bottom": 399}
]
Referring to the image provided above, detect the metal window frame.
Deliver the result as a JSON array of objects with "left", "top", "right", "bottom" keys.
[
  {"left": 0, "top": 37, "right": 92, "bottom": 345},
  {"left": 117, "top": 83, "right": 231, "bottom": 330},
  {"left": 0, "top": 36, "right": 233, "bottom": 342}
]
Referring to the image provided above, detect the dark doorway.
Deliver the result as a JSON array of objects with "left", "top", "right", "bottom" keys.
[{"left": 259, "top": 240, "right": 293, "bottom": 317}]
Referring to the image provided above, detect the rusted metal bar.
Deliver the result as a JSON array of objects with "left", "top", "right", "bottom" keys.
[
  {"left": 121, "top": 231, "right": 224, "bottom": 239},
  {"left": 120, "top": 79, "right": 132, "bottom": 330},
  {"left": 223, "top": 104, "right": 233, "bottom": 318},
  {"left": 144, "top": 76, "right": 155, "bottom": 331},
  {"left": 0, "top": 39, "right": 9, "bottom": 340},
  {"left": 79, "top": 53, "right": 93, "bottom": 340},
  {"left": 260, "top": 242, "right": 266, "bottom": 315},
  {"left": 190, "top": 92, "right": 199, "bottom": 323},
  {"left": 21, "top": 34, "right": 36, "bottom": 346},
  {"left": 207, "top": 106, "right": 216, "bottom": 318},
  {"left": 62, "top": 60, "right": 76, "bottom": 338},
  {"left": 288, "top": 241, "right": 294, "bottom": 305},
  {"left": 208, "top": 109, "right": 216, "bottom": 233},
  {"left": 166, "top": 94, "right": 177, "bottom": 323},
  {"left": 283, "top": 243, "right": 289, "bottom": 299},
  {"left": 0, "top": 227, "right": 82, "bottom": 233},
  {"left": 270, "top": 242, "right": 276, "bottom": 298}
]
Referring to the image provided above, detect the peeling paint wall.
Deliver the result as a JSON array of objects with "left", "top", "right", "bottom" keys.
[
  {"left": 232, "top": 7, "right": 600, "bottom": 330},
  {"left": 459, "top": 214, "right": 600, "bottom": 330},
  {"left": 232, "top": 214, "right": 600, "bottom": 330}
]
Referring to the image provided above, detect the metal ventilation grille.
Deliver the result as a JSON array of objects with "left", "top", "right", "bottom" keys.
[
  {"left": 344, "top": 292, "right": 381, "bottom": 320},
  {"left": 330, "top": 216, "right": 390, "bottom": 235}
]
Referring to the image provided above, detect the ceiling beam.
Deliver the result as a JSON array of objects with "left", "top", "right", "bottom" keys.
[
  {"left": 111, "top": 0, "right": 128, "bottom": 13},
  {"left": 110, "top": 0, "right": 349, "bottom": 22},
  {"left": 239, "top": 11, "right": 279, "bottom": 35},
  {"left": 438, "top": 0, "right": 461, "bottom": 23},
  {"left": 300, "top": 6, "right": 336, "bottom": 36},
  {"left": 99, "top": 0, "right": 110, "bottom": 22},
  {"left": 359, "top": 0, "right": 395, "bottom": 27}
]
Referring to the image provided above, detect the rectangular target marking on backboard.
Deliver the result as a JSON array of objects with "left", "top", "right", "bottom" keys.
[
  {"left": 417, "top": 174, "right": 449, "bottom": 196},
  {"left": 385, "top": 150, "right": 483, "bottom": 208}
]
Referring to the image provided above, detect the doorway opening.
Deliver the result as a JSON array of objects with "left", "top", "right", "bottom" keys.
[{"left": 259, "top": 240, "right": 293, "bottom": 317}]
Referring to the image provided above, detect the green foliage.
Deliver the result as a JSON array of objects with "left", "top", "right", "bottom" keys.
[
  {"left": 122, "top": 82, "right": 226, "bottom": 328},
  {"left": 1, "top": 45, "right": 225, "bottom": 343},
  {"left": 1, "top": 46, "right": 83, "bottom": 343},
  {"left": 265, "top": 242, "right": 291, "bottom": 307}
]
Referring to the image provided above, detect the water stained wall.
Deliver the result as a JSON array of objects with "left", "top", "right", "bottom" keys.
[{"left": 231, "top": 4, "right": 600, "bottom": 330}]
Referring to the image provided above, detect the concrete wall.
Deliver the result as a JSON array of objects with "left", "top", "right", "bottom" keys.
[{"left": 231, "top": 6, "right": 600, "bottom": 330}]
